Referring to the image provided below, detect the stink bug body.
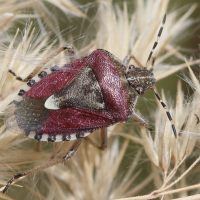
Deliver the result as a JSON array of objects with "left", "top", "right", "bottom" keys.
[{"left": 2, "top": 14, "right": 176, "bottom": 193}]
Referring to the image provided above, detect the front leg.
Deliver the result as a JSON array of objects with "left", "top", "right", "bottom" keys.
[
  {"left": 123, "top": 54, "right": 144, "bottom": 70},
  {"left": 131, "top": 110, "right": 152, "bottom": 131},
  {"left": 128, "top": 90, "right": 151, "bottom": 131},
  {"left": 132, "top": 112, "right": 150, "bottom": 128}
]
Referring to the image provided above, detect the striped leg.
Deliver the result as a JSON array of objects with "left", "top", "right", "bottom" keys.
[
  {"left": 2, "top": 138, "right": 83, "bottom": 193},
  {"left": 8, "top": 44, "right": 76, "bottom": 82},
  {"left": 145, "top": 14, "right": 166, "bottom": 68},
  {"left": 149, "top": 87, "right": 177, "bottom": 138}
]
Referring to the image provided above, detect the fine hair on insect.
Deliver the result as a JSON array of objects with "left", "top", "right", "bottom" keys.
[{"left": 1, "top": 13, "right": 177, "bottom": 194}]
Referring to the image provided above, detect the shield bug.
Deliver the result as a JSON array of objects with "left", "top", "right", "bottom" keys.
[{"left": 2, "top": 14, "right": 176, "bottom": 193}]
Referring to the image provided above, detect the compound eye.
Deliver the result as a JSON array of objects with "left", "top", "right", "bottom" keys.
[
  {"left": 129, "top": 65, "right": 135, "bottom": 70},
  {"left": 136, "top": 87, "right": 144, "bottom": 95}
]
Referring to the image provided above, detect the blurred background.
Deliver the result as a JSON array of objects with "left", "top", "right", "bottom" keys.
[{"left": 0, "top": 0, "right": 200, "bottom": 199}]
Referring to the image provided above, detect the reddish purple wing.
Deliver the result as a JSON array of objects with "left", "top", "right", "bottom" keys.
[
  {"left": 38, "top": 107, "right": 114, "bottom": 135},
  {"left": 89, "top": 50, "right": 129, "bottom": 121},
  {"left": 25, "top": 57, "right": 88, "bottom": 98}
]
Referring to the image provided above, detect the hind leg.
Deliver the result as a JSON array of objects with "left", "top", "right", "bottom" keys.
[
  {"left": 1, "top": 138, "right": 83, "bottom": 193},
  {"left": 84, "top": 128, "right": 107, "bottom": 150}
]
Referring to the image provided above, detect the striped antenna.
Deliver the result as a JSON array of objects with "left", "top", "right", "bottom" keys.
[
  {"left": 149, "top": 57, "right": 156, "bottom": 72},
  {"left": 145, "top": 13, "right": 166, "bottom": 69},
  {"left": 149, "top": 87, "right": 177, "bottom": 138}
]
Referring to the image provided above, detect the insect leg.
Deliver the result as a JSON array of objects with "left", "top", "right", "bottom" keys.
[
  {"left": 2, "top": 138, "right": 83, "bottom": 193},
  {"left": 36, "top": 141, "right": 41, "bottom": 152},
  {"left": 132, "top": 112, "right": 151, "bottom": 130},
  {"left": 8, "top": 44, "right": 76, "bottom": 82},
  {"left": 123, "top": 54, "right": 144, "bottom": 70},
  {"left": 24, "top": 44, "right": 76, "bottom": 82},
  {"left": 149, "top": 87, "right": 177, "bottom": 138},
  {"left": 84, "top": 128, "right": 107, "bottom": 150}
]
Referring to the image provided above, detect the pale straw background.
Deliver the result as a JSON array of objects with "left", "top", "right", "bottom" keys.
[{"left": 0, "top": 0, "right": 200, "bottom": 199}]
